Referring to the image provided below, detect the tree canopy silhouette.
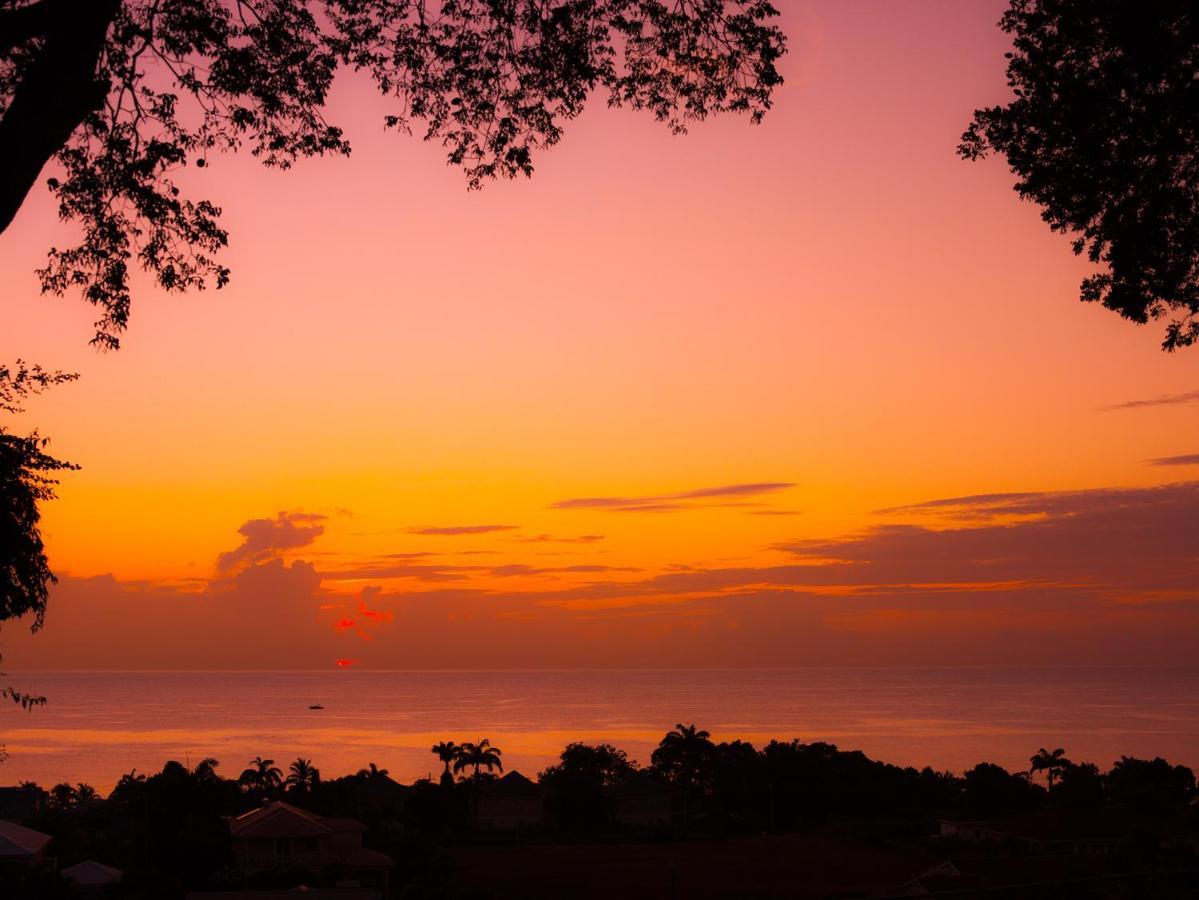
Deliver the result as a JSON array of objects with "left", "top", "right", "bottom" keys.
[
  {"left": 0, "top": 0, "right": 786, "bottom": 350},
  {"left": 0, "top": 360, "right": 77, "bottom": 718},
  {"left": 960, "top": 0, "right": 1199, "bottom": 350},
  {"left": 0, "top": 361, "right": 77, "bottom": 633}
]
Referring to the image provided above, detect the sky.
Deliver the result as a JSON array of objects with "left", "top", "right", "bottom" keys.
[{"left": 1, "top": 0, "right": 1197, "bottom": 671}]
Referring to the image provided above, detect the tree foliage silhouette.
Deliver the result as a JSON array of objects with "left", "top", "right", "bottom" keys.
[
  {"left": 0, "top": 0, "right": 786, "bottom": 350},
  {"left": 431, "top": 740, "right": 460, "bottom": 786},
  {"left": 1028, "top": 745, "right": 1070, "bottom": 789},
  {"left": 286, "top": 756, "right": 321, "bottom": 794},
  {"left": 453, "top": 738, "right": 503, "bottom": 780},
  {"left": 960, "top": 0, "right": 1199, "bottom": 350},
  {"left": 0, "top": 360, "right": 78, "bottom": 718},
  {"left": 238, "top": 755, "right": 283, "bottom": 799}
]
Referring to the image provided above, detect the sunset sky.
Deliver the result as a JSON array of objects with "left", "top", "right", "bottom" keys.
[{"left": 2, "top": 0, "right": 1197, "bottom": 671}]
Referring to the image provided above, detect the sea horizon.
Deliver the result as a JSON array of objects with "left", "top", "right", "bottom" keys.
[{"left": 5, "top": 666, "right": 1197, "bottom": 794}]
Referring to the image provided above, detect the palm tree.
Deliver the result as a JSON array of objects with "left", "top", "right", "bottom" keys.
[
  {"left": 192, "top": 757, "right": 221, "bottom": 782},
  {"left": 453, "top": 738, "right": 504, "bottom": 781},
  {"left": 651, "top": 723, "right": 715, "bottom": 829},
  {"left": 652, "top": 723, "right": 714, "bottom": 789},
  {"left": 74, "top": 783, "right": 100, "bottom": 805},
  {"left": 49, "top": 782, "right": 77, "bottom": 809},
  {"left": 356, "top": 761, "right": 389, "bottom": 781},
  {"left": 111, "top": 769, "right": 147, "bottom": 801},
  {"left": 1029, "top": 747, "right": 1070, "bottom": 790},
  {"left": 239, "top": 756, "right": 283, "bottom": 800},
  {"left": 286, "top": 757, "right": 320, "bottom": 794},
  {"left": 431, "top": 741, "right": 460, "bottom": 786}
]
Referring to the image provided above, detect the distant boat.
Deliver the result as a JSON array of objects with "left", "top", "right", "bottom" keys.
[{"left": 309, "top": 704, "right": 324, "bottom": 710}]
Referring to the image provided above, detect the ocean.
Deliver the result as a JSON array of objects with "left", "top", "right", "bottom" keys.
[{"left": 2, "top": 667, "right": 1196, "bottom": 792}]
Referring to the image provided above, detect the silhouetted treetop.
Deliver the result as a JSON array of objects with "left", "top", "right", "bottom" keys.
[
  {"left": 0, "top": 0, "right": 787, "bottom": 349},
  {"left": 961, "top": 0, "right": 1199, "bottom": 350},
  {"left": 0, "top": 361, "right": 78, "bottom": 633}
]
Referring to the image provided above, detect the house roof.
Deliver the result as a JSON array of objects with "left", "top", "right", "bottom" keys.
[
  {"left": 0, "top": 819, "right": 52, "bottom": 858},
  {"left": 353, "top": 773, "right": 409, "bottom": 798},
  {"left": 61, "top": 860, "right": 124, "bottom": 885},
  {"left": 941, "top": 811, "right": 1130, "bottom": 842},
  {"left": 229, "top": 802, "right": 334, "bottom": 839},
  {"left": 481, "top": 771, "right": 541, "bottom": 796}
]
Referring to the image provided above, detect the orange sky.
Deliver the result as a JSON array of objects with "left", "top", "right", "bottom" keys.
[{"left": 2, "top": 0, "right": 1197, "bottom": 670}]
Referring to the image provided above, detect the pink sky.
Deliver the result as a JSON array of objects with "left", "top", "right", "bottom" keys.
[{"left": 1, "top": 0, "right": 1196, "bottom": 670}]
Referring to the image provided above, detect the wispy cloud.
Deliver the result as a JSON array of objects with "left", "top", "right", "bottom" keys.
[
  {"left": 409, "top": 524, "right": 519, "bottom": 536},
  {"left": 553, "top": 482, "right": 795, "bottom": 513},
  {"left": 1104, "top": 388, "right": 1199, "bottom": 411},
  {"left": 513, "top": 533, "right": 606, "bottom": 544},
  {"left": 1147, "top": 453, "right": 1199, "bottom": 467},
  {"left": 216, "top": 511, "right": 327, "bottom": 572}
]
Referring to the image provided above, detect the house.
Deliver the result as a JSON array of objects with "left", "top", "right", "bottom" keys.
[
  {"left": 608, "top": 772, "right": 679, "bottom": 827},
  {"left": 351, "top": 772, "right": 410, "bottom": 818},
  {"left": 939, "top": 816, "right": 1130, "bottom": 856},
  {"left": 227, "top": 802, "right": 392, "bottom": 895},
  {"left": 61, "top": 860, "right": 124, "bottom": 894},
  {"left": 0, "top": 819, "right": 53, "bottom": 867},
  {"left": 0, "top": 785, "right": 47, "bottom": 822},
  {"left": 476, "top": 771, "right": 544, "bottom": 830}
]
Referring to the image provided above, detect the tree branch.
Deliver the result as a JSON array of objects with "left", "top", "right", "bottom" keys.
[{"left": 0, "top": 0, "right": 121, "bottom": 235}]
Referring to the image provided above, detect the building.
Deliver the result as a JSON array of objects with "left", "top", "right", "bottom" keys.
[
  {"left": 227, "top": 801, "right": 392, "bottom": 895},
  {"left": 476, "top": 771, "right": 544, "bottom": 830},
  {"left": 61, "top": 860, "right": 124, "bottom": 895},
  {"left": 0, "top": 819, "right": 53, "bottom": 868},
  {"left": 351, "top": 772, "right": 410, "bottom": 818},
  {"left": 939, "top": 817, "right": 1130, "bottom": 856}
]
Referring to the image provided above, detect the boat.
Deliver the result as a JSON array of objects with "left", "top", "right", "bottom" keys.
[{"left": 308, "top": 704, "right": 324, "bottom": 710}]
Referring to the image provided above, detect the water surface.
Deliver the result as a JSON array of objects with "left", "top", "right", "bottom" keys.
[{"left": 3, "top": 668, "right": 1195, "bottom": 792}]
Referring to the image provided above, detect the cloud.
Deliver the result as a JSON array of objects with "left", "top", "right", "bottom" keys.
[
  {"left": 216, "top": 511, "right": 327, "bottom": 572},
  {"left": 409, "top": 524, "right": 519, "bottom": 536},
  {"left": 9, "top": 482, "right": 1198, "bottom": 671},
  {"left": 513, "top": 533, "right": 606, "bottom": 543},
  {"left": 1104, "top": 388, "right": 1199, "bottom": 410},
  {"left": 486, "top": 563, "right": 638, "bottom": 578},
  {"left": 553, "top": 482, "right": 795, "bottom": 512},
  {"left": 1147, "top": 454, "right": 1199, "bottom": 467},
  {"left": 776, "top": 482, "right": 1199, "bottom": 590}
]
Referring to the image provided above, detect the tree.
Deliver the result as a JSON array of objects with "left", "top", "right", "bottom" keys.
[
  {"left": 110, "top": 768, "right": 147, "bottom": 802},
  {"left": 0, "top": 361, "right": 78, "bottom": 718},
  {"left": 0, "top": 362, "right": 78, "bottom": 634},
  {"left": 961, "top": 761, "right": 1042, "bottom": 815},
  {"left": 239, "top": 755, "right": 283, "bottom": 799},
  {"left": 1105, "top": 755, "right": 1196, "bottom": 812},
  {"left": 539, "top": 742, "right": 636, "bottom": 830},
  {"left": 1028, "top": 746, "right": 1070, "bottom": 790},
  {"left": 0, "top": 0, "right": 786, "bottom": 351},
  {"left": 356, "top": 760, "right": 389, "bottom": 780},
  {"left": 431, "top": 740, "right": 460, "bottom": 787},
  {"left": 651, "top": 723, "right": 714, "bottom": 790},
  {"left": 192, "top": 756, "right": 221, "bottom": 782},
  {"left": 286, "top": 756, "right": 320, "bottom": 794},
  {"left": 960, "top": 0, "right": 1199, "bottom": 350},
  {"left": 453, "top": 737, "right": 503, "bottom": 781}
]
